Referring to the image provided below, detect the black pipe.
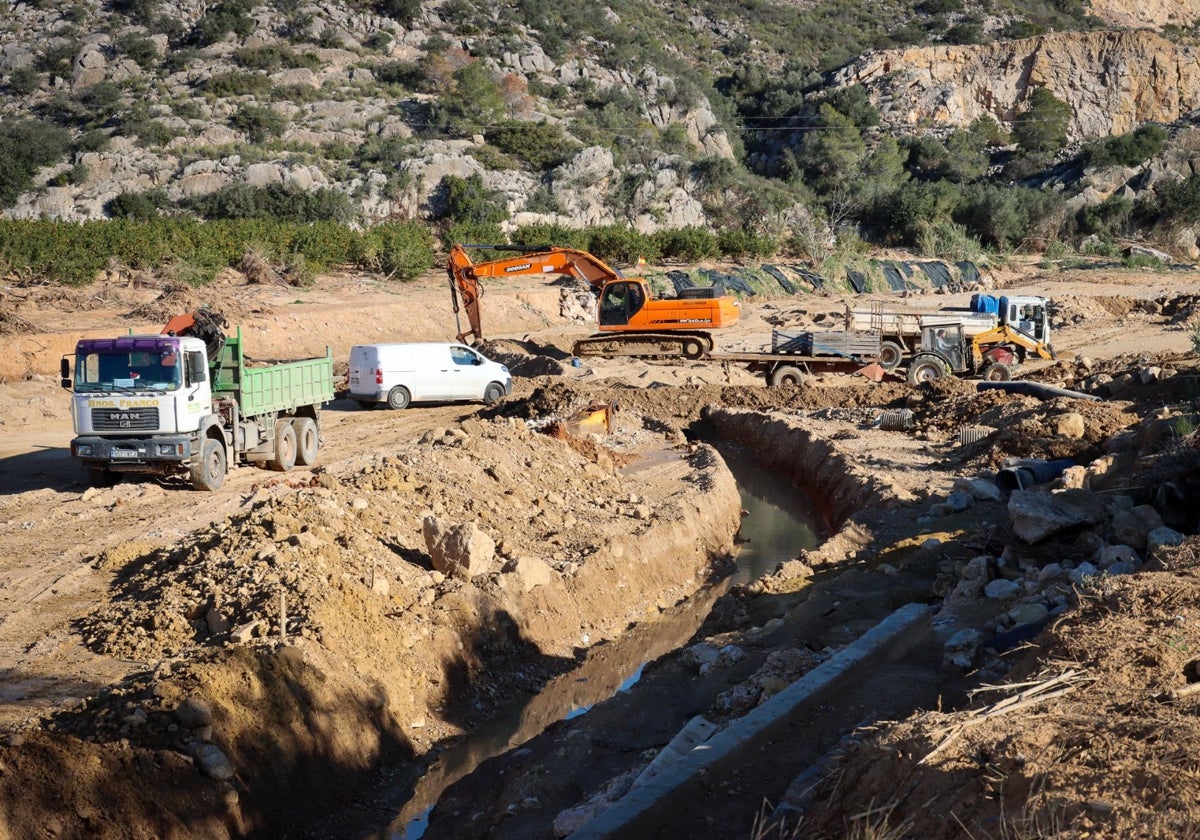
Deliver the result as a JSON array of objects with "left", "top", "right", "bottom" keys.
[{"left": 977, "top": 381, "right": 1100, "bottom": 401}]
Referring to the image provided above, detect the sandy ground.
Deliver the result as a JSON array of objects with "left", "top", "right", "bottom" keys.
[{"left": 0, "top": 256, "right": 1199, "bottom": 838}]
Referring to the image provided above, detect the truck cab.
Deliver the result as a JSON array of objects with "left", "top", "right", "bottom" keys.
[{"left": 63, "top": 335, "right": 213, "bottom": 484}]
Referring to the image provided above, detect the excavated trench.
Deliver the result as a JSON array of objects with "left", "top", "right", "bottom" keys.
[{"left": 376, "top": 408, "right": 914, "bottom": 839}]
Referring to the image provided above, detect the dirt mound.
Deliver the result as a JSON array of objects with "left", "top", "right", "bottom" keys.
[{"left": 794, "top": 553, "right": 1200, "bottom": 840}]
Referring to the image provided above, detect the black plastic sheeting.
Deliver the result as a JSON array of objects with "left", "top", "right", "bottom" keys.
[
  {"left": 788, "top": 265, "right": 826, "bottom": 289},
  {"left": 846, "top": 269, "right": 868, "bottom": 293},
  {"left": 880, "top": 263, "right": 911, "bottom": 292},
  {"left": 761, "top": 264, "right": 798, "bottom": 294},
  {"left": 956, "top": 261, "right": 981, "bottom": 284},
  {"left": 666, "top": 270, "right": 695, "bottom": 294},
  {"left": 698, "top": 268, "right": 757, "bottom": 296},
  {"left": 916, "top": 261, "right": 953, "bottom": 288}
]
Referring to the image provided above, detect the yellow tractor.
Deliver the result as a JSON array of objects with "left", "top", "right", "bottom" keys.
[{"left": 906, "top": 322, "right": 1056, "bottom": 385}]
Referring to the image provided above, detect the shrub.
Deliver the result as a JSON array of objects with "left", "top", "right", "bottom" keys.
[
  {"left": 116, "top": 33, "right": 159, "bottom": 70},
  {"left": 0, "top": 119, "right": 71, "bottom": 208},
  {"left": 203, "top": 71, "right": 273, "bottom": 98},
  {"left": 587, "top": 226, "right": 657, "bottom": 265},
  {"left": 106, "top": 189, "right": 169, "bottom": 219},
  {"left": 374, "top": 61, "right": 424, "bottom": 88},
  {"left": 718, "top": 229, "right": 777, "bottom": 259},
  {"left": 355, "top": 221, "right": 436, "bottom": 280},
  {"left": 653, "top": 227, "right": 720, "bottom": 262},
  {"left": 485, "top": 120, "right": 577, "bottom": 170},
  {"left": 1082, "top": 124, "right": 1168, "bottom": 169},
  {"left": 1012, "top": 87, "right": 1070, "bottom": 158},
  {"left": 230, "top": 105, "right": 287, "bottom": 142},
  {"left": 7, "top": 68, "right": 39, "bottom": 96},
  {"left": 187, "top": 183, "right": 357, "bottom": 224},
  {"left": 510, "top": 224, "right": 589, "bottom": 251},
  {"left": 435, "top": 174, "right": 508, "bottom": 225},
  {"left": 374, "top": 0, "right": 421, "bottom": 25},
  {"left": 191, "top": 0, "right": 255, "bottom": 46}
]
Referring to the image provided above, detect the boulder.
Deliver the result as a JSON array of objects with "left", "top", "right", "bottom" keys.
[{"left": 1008, "top": 489, "right": 1107, "bottom": 544}]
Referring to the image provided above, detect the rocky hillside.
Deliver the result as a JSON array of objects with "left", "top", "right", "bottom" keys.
[{"left": 2, "top": 0, "right": 1200, "bottom": 243}]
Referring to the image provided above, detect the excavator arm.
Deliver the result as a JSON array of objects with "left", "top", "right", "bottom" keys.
[
  {"left": 971, "top": 323, "right": 1056, "bottom": 366},
  {"left": 447, "top": 243, "right": 625, "bottom": 344}
]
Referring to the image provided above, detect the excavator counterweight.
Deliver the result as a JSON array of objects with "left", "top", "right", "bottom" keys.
[{"left": 446, "top": 244, "right": 740, "bottom": 359}]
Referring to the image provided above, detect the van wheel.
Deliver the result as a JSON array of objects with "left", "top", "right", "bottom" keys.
[
  {"left": 269, "top": 419, "right": 297, "bottom": 471},
  {"left": 483, "top": 382, "right": 505, "bottom": 405},
  {"left": 387, "top": 386, "right": 411, "bottom": 410},
  {"left": 293, "top": 417, "right": 319, "bottom": 466},
  {"left": 190, "top": 439, "right": 226, "bottom": 491}
]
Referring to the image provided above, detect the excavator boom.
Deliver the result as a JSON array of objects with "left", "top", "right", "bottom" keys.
[{"left": 446, "top": 243, "right": 740, "bottom": 359}]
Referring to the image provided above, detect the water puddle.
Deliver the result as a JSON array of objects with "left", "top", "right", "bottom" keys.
[{"left": 378, "top": 441, "right": 822, "bottom": 838}]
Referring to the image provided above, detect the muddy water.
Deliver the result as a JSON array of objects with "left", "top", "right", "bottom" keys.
[{"left": 378, "top": 445, "right": 823, "bottom": 839}]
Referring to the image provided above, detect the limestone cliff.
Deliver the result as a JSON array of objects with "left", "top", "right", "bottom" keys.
[
  {"left": 1088, "top": 0, "right": 1200, "bottom": 29},
  {"left": 830, "top": 30, "right": 1200, "bottom": 141}
]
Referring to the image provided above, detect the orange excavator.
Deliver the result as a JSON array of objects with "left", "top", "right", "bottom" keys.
[{"left": 447, "top": 243, "right": 740, "bottom": 359}]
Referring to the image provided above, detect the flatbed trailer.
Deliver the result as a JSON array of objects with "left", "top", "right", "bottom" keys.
[{"left": 706, "top": 350, "right": 881, "bottom": 387}]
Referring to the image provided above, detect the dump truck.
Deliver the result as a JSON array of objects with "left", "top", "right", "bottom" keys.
[
  {"left": 845, "top": 293, "right": 1053, "bottom": 369},
  {"left": 61, "top": 309, "right": 334, "bottom": 491}
]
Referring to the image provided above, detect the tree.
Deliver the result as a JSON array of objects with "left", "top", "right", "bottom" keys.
[{"left": 1012, "top": 87, "right": 1071, "bottom": 158}]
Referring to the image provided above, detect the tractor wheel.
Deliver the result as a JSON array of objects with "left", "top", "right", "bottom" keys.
[
  {"left": 268, "top": 419, "right": 297, "bottom": 472},
  {"left": 982, "top": 362, "right": 1012, "bottom": 382},
  {"left": 878, "top": 340, "right": 904, "bottom": 370},
  {"left": 907, "top": 354, "right": 949, "bottom": 385}
]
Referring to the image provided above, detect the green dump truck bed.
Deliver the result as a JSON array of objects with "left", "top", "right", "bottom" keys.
[{"left": 211, "top": 328, "right": 334, "bottom": 417}]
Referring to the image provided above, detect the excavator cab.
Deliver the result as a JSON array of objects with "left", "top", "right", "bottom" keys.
[{"left": 598, "top": 281, "right": 646, "bottom": 326}]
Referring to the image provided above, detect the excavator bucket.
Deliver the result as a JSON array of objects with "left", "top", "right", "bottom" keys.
[{"left": 569, "top": 402, "right": 616, "bottom": 435}]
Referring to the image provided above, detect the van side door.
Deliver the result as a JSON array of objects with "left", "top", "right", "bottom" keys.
[{"left": 448, "top": 344, "right": 487, "bottom": 400}]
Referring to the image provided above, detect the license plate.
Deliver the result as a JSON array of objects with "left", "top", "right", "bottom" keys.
[
  {"left": 349, "top": 376, "right": 359, "bottom": 386},
  {"left": 111, "top": 448, "right": 138, "bottom": 458}
]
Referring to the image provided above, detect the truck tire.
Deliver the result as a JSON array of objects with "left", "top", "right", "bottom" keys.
[
  {"left": 878, "top": 340, "right": 904, "bottom": 370},
  {"left": 293, "top": 417, "right": 319, "bottom": 466},
  {"left": 386, "top": 386, "right": 411, "bottom": 410},
  {"left": 769, "top": 365, "right": 806, "bottom": 388},
  {"left": 907, "top": 354, "right": 949, "bottom": 385},
  {"left": 86, "top": 466, "right": 121, "bottom": 488},
  {"left": 681, "top": 338, "right": 705, "bottom": 359},
  {"left": 483, "top": 382, "right": 505, "bottom": 405},
  {"left": 190, "top": 439, "right": 226, "bottom": 491},
  {"left": 982, "top": 362, "right": 1012, "bottom": 382},
  {"left": 268, "top": 419, "right": 297, "bottom": 472}
]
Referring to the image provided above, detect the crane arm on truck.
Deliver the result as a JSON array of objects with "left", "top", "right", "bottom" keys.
[
  {"left": 161, "top": 308, "right": 228, "bottom": 360},
  {"left": 446, "top": 243, "right": 740, "bottom": 359}
]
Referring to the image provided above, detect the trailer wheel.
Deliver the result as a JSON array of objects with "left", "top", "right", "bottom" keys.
[
  {"left": 769, "top": 365, "right": 806, "bottom": 388},
  {"left": 268, "top": 419, "right": 297, "bottom": 472},
  {"left": 982, "top": 362, "right": 1012, "bottom": 382},
  {"left": 907, "top": 354, "right": 950, "bottom": 385},
  {"left": 190, "top": 439, "right": 226, "bottom": 491},
  {"left": 878, "top": 340, "right": 904, "bottom": 370},
  {"left": 293, "top": 417, "right": 319, "bottom": 466},
  {"left": 386, "top": 386, "right": 411, "bottom": 410},
  {"left": 483, "top": 382, "right": 505, "bottom": 405},
  {"left": 681, "top": 338, "right": 705, "bottom": 359}
]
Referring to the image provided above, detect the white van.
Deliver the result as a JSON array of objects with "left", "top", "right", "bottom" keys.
[{"left": 347, "top": 342, "right": 512, "bottom": 410}]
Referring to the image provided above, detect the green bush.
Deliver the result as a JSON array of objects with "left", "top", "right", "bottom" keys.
[
  {"left": 106, "top": 190, "right": 169, "bottom": 219},
  {"left": 203, "top": 71, "right": 273, "bottom": 98},
  {"left": 230, "top": 104, "right": 287, "bottom": 142},
  {"left": 485, "top": 120, "right": 578, "bottom": 170},
  {"left": 187, "top": 183, "right": 357, "bottom": 224},
  {"left": 1082, "top": 123, "right": 1168, "bottom": 169},
  {"left": 374, "top": 0, "right": 421, "bottom": 25},
  {"left": 1135, "top": 174, "right": 1200, "bottom": 228},
  {"left": 191, "top": 0, "right": 255, "bottom": 46},
  {"left": 653, "top": 227, "right": 720, "bottom": 262},
  {"left": 374, "top": 61, "right": 425, "bottom": 88},
  {"left": 587, "top": 226, "right": 658, "bottom": 265},
  {"left": 436, "top": 174, "right": 508, "bottom": 225},
  {"left": 717, "top": 229, "right": 777, "bottom": 259},
  {"left": 0, "top": 119, "right": 72, "bottom": 209},
  {"left": 441, "top": 222, "right": 505, "bottom": 251},
  {"left": 355, "top": 221, "right": 436, "bottom": 280},
  {"left": 7, "top": 67, "right": 39, "bottom": 96},
  {"left": 116, "top": 33, "right": 159, "bottom": 70},
  {"left": 510, "top": 224, "right": 589, "bottom": 251}
]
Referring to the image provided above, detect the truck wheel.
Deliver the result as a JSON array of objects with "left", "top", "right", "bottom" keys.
[
  {"left": 293, "top": 417, "right": 319, "bottom": 466},
  {"left": 681, "top": 338, "right": 705, "bottom": 359},
  {"left": 269, "top": 419, "right": 297, "bottom": 472},
  {"left": 483, "top": 382, "right": 505, "bottom": 405},
  {"left": 386, "top": 386, "right": 411, "bottom": 410},
  {"left": 86, "top": 467, "right": 121, "bottom": 488},
  {"left": 907, "top": 354, "right": 949, "bottom": 385},
  {"left": 879, "top": 340, "right": 904, "bottom": 370},
  {"left": 769, "top": 365, "right": 806, "bottom": 388},
  {"left": 983, "top": 362, "right": 1012, "bottom": 382},
  {"left": 190, "top": 439, "right": 226, "bottom": 491}
]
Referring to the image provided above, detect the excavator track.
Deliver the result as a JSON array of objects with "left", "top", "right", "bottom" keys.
[{"left": 571, "top": 331, "right": 714, "bottom": 360}]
